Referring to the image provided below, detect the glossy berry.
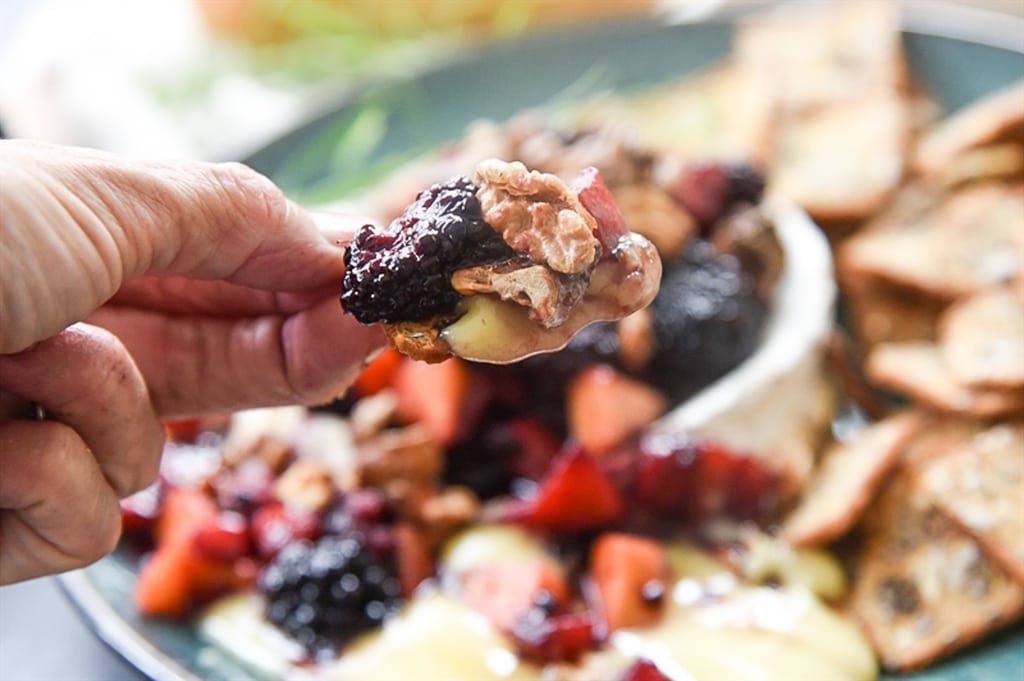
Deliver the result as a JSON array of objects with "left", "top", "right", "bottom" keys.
[
  {"left": 648, "top": 240, "right": 767, "bottom": 402},
  {"left": 619, "top": 659, "right": 673, "bottom": 681},
  {"left": 511, "top": 610, "right": 596, "bottom": 663},
  {"left": 341, "top": 176, "right": 514, "bottom": 324},
  {"left": 258, "top": 535, "right": 402, "bottom": 656},
  {"left": 675, "top": 162, "right": 765, "bottom": 231}
]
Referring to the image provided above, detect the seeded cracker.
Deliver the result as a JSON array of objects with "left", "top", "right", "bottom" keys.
[
  {"left": 866, "top": 341, "right": 1024, "bottom": 419},
  {"left": 939, "top": 286, "right": 1024, "bottom": 390},
  {"left": 782, "top": 411, "right": 921, "bottom": 548},
  {"left": 917, "top": 424, "right": 1024, "bottom": 584},
  {"left": 841, "top": 184, "right": 1022, "bottom": 302},
  {"left": 849, "top": 464, "right": 1024, "bottom": 672}
]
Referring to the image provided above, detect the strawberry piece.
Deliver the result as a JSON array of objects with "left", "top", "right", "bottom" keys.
[
  {"left": 674, "top": 163, "right": 731, "bottom": 230},
  {"left": 250, "top": 501, "right": 320, "bottom": 560},
  {"left": 573, "top": 166, "right": 629, "bottom": 255},
  {"left": 502, "top": 447, "right": 624, "bottom": 533},
  {"left": 394, "top": 357, "right": 489, "bottom": 445},
  {"left": 193, "top": 511, "right": 250, "bottom": 562},
  {"left": 588, "top": 532, "right": 668, "bottom": 634},
  {"left": 620, "top": 659, "right": 673, "bottom": 681},
  {"left": 353, "top": 348, "right": 402, "bottom": 397},
  {"left": 120, "top": 483, "right": 162, "bottom": 535},
  {"left": 493, "top": 418, "right": 562, "bottom": 481},
  {"left": 567, "top": 365, "right": 667, "bottom": 456},
  {"left": 135, "top": 488, "right": 256, "bottom": 619},
  {"left": 512, "top": 611, "right": 596, "bottom": 663},
  {"left": 459, "top": 559, "right": 569, "bottom": 631}
]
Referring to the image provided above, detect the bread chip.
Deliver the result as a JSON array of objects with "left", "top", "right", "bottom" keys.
[
  {"left": 918, "top": 423, "right": 1024, "bottom": 584},
  {"left": 782, "top": 411, "right": 921, "bottom": 547},
  {"left": 849, "top": 466, "right": 1024, "bottom": 672},
  {"left": 840, "top": 183, "right": 1024, "bottom": 300},
  {"left": 841, "top": 275, "right": 942, "bottom": 348},
  {"left": 934, "top": 142, "right": 1024, "bottom": 188},
  {"left": 898, "top": 415, "right": 985, "bottom": 470},
  {"left": 914, "top": 79, "right": 1024, "bottom": 177},
  {"left": 734, "top": 0, "right": 906, "bottom": 114},
  {"left": 939, "top": 286, "right": 1024, "bottom": 390},
  {"left": 866, "top": 342, "right": 1024, "bottom": 419},
  {"left": 769, "top": 94, "right": 909, "bottom": 223}
]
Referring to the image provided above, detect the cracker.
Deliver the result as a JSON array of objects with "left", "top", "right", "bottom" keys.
[
  {"left": 782, "top": 411, "right": 921, "bottom": 548},
  {"left": 769, "top": 93, "right": 910, "bottom": 222},
  {"left": 917, "top": 423, "right": 1024, "bottom": 584},
  {"left": 734, "top": 0, "right": 906, "bottom": 114},
  {"left": 866, "top": 342, "right": 1024, "bottom": 419},
  {"left": 939, "top": 286, "right": 1024, "bottom": 390},
  {"left": 840, "top": 274, "right": 943, "bottom": 348},
  {"left": 934, "top": 142, "right": 1024, "bottom": 189},
  {"left": 914, "top": 79, "right": 1024, "bottom": 177},
  {"left": 848, "top": 466, "right": 1024, "bottom": 672},
  {"left": 840, "top": 183, "right": 1024, "bottom": 300}
]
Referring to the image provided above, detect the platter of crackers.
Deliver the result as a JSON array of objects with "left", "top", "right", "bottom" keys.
[{"left": 59, "top": 2, "right": 1023, "bottom": 680}]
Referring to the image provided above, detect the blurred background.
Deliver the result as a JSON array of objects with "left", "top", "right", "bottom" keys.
[{"left": 2, "top": 0, "right": 1020, "bottom": 163}]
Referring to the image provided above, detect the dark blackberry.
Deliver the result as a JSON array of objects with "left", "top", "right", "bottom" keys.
[
  {"left": 258, "top": 534, "right": 402, "bottom": 656},
  {"left": 341, "top": 176, "right": 515, "bottom": 324},
  {"left": 647, "top": 240, "right": 767, "bottom": 401}
]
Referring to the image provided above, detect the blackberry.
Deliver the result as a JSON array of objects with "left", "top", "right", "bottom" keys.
[
  {"left": 647, "top": 240, "right": 767, "bottom": 401},
  {"left": 341, "top": 176, "right": 515, "bottom": 324},
  {"left": 258, "top": 534, "right": 402, "bottom": 656}
]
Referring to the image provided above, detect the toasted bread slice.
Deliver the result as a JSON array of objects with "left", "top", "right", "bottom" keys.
[
  {"left": 866, "top": 342, "right": 1024, "bottom": 419},
  {"left": 849, "top": 465, "right": 1024, "bottom": 672},
  {"left": 917, "top": 423, "right": 1024, "bottom": 584},
  {"left": 782, "top": 411, "right": 921, "bottom": 548},
  {"left": 939, "top": 286, "right": 1024, "bottom": 390}
]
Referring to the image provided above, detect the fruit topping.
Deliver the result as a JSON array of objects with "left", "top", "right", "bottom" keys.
[
  {"left": 258, "top": 534, "right": 403, "bottom": 656},
  {"left": 567, "top": 364, "right": 667, "bottom": 456},
  {"left": 674, "top": 162, "right": 766, "bottom": 232},
  {"left": 500, "top": 446, "right": 624, "bottom": 533},
  {"left": 587, "top": 533, "right": 668, "bottom": 634},
  {"left": 341, "top": 175, "right": 514, "bottom": 325},
  {"left": 511, "top": 609, "right": 597, "bottom": 663},
  {"left": 635, "top": 433, "right": 779, "bottom": 525},
  {"left": 648, "top": 239, "right": 768, "bottom": 402},
  {"left": 619, "top": 659, "right": 674, "bottom": 681}
]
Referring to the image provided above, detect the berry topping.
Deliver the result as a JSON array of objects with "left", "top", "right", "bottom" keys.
[
  {"left": 259, "top": 535, "right": 402, "bottom": 656},
  {"left": 648, "top": 240, "right": 767, "bottom": 401},
  {"left": 675, "top": 162, "right": 766, "bottom": 231},
  {"left": 341, "top": 176, "right": 514, "bottom": 324}
]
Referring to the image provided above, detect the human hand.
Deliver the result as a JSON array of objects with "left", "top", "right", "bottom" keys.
[{"left": 0, "top": 140, "right": 385, "bottom": 583}]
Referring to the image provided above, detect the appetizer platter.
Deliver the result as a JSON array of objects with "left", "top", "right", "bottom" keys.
[{"left": 60, "top": 2, "right": 1024, "bottom": 681}]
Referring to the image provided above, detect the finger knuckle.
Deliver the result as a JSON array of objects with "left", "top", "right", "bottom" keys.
[{"left": 210, "top": 162, "right": 290, "bottom": 229}]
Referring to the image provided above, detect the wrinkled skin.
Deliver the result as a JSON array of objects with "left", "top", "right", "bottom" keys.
[{"left": 0, "top": 140, "right": 385, "bottom": 584}]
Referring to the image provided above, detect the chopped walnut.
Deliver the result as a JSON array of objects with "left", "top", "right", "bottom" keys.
[
  {"left": 222, "top": 434, "right": 294, "bottom": 474},
  {"left": 350, "top": 390, "right": 400, "bottom": 442},
  {"left": 617, "top": 307, "right": 655, "bottom": 373},
  {"left": 451, "top": 257, "right": 589, "bottom": 328},
  {"left": 474, "top": 159, "right": 601, "bottom": 275},
  {"left": 383, "top": 319, "right": 454, "bottom": 365},
  {"left": 385, "top": 480, "right": 480, "bottom": 546},
  {"left": 273, "top": 459, "right": 335, "bottom": 513},
  {"left": 356, "top": 424, "right": 444, "bottom": 487}
]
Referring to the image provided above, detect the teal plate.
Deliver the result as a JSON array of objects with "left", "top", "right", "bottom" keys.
[{"left": 62, "top": 4, "right": 1024, "bottom": 681}]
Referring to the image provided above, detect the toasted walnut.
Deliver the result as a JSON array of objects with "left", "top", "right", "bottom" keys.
[
  {"left": 451, "top": 258, "right": 589, "bottom": 328},
  {"left": 350, "top": 390, "right": 400, "bottom": 442},
  {"left": 357, "top": 425, "right": 444, "bottom": 487},
  {"left": 273, "top": 459, "right": 335, "bottom": 513},
  {"left": 385, "top": 480, "right": 481, "bottom": 546},
  {"left": 383, "top": 320, "right": 454, "bottom": 365},
  {"left": 474, "top": 159, "right": 601, "bottom": 275},
  {"left": 617, "top": 307, "right": 655, "bottom": 373},
  {"left": 222, "top": 434, "right": 294, "bottom": 474}
]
